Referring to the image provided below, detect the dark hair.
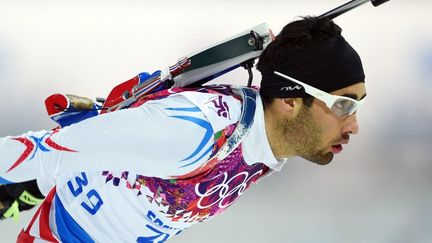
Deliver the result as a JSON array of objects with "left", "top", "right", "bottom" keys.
[{"left": 257, "top": 16, "right": 342, "bottom": 109}]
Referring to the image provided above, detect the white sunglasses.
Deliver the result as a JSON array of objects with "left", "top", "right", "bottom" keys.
[{"left": 274, "top": 71, "right": 365, "bottom": 117}]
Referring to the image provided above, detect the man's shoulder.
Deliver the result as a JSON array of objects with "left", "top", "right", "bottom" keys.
[
  {"left": 135, "top": 84, "right": 258, "bottom": 132},
  {"left": 178, "top": 87, "right": 243, "bottom": 132}
]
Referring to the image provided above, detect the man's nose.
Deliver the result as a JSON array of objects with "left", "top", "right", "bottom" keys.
[{"left": 343, "top": 113, "right": 359, "bottom": 135}]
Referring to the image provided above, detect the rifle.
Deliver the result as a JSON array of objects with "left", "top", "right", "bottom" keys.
[{"left": 44, "top": 0, "right": 391, "bottom": 127}]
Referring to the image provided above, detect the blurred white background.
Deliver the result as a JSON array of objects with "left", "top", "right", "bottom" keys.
[{"left": 1, "top": 0, "right": 431, "bottom": 242}]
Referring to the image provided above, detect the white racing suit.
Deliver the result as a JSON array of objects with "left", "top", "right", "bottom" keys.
[{"left": 0, "top": 85, "right": 284, "bottom": 242}]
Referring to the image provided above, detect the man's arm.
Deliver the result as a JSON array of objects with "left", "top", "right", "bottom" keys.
[
  {"left": 0, "top": 92, "right": 241, "bottom": 184},
  {"left": 0, "top": 129, "right": 55, "bottom": 184}
]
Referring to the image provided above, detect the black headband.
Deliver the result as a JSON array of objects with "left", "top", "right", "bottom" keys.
[{"left": 260, "top": 36, "right": 365, "bottom": 98}]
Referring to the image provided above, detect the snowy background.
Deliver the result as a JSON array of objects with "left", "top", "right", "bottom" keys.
[{"left": 1, "top": 0, "right": 431, "bottom": 242}]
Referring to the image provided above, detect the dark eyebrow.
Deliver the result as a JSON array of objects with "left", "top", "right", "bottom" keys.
[{"left": 341, "top": 93, "right": 367, "bottom": 101}]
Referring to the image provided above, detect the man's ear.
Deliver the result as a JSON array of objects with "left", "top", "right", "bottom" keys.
[{"left": 274, "top": 98, "right": 303, "bottom": 118}]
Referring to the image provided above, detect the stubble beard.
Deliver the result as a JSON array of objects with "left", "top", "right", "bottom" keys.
[{"left": 278, "top": 106, "right": 334, "bottom": 165}]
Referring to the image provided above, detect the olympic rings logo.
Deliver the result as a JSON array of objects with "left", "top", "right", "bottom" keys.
[{"left": 195, "top": 170, "right": 263, "bottom": 209}]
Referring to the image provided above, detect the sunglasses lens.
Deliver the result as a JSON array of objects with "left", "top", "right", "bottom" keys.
[{"left": 331, "top": 98, "right": 356, "bottom": 116}]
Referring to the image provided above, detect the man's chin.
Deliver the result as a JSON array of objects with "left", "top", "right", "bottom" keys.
[{"left": 303, "top": 152, "right": 334, "bottom": 165}]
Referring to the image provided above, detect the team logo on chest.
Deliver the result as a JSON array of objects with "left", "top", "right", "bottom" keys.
[{"left": 195, "top": 170, "right": 263, "bottom": 209}]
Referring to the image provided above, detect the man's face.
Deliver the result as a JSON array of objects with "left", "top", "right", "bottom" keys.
[{"left": 279, "top": 82, "right": 366, "bottom": 165}]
